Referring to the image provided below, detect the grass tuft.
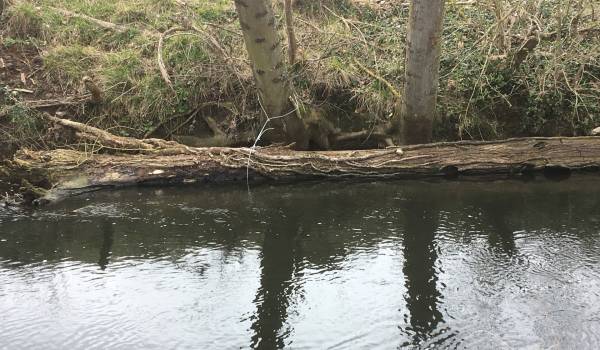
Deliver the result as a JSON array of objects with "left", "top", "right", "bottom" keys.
[
  {"left": 3, "top": 2, "right": 46, "bottom": 40},
  {"left": 43, "top": 45, "right": 101, "bottom": 89}
]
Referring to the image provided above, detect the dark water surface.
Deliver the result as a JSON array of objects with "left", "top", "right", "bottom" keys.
[{"left": 1, "top": 177, "right": 600, "bottom": 349}]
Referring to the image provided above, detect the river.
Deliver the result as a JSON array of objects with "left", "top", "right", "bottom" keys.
[{"left": 1, "top": 177, "right": 600, "bottom": 349}]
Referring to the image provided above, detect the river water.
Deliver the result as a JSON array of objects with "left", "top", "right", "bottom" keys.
[{"left": 1, "top": 177, "right": 600, "bottom": 349}]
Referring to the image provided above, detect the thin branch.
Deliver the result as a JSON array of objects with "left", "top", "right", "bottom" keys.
[
  {"left": 157, "top": 27, "right": 181, "bottom": 90},
  {"left": 352, "top": 59, "right": 402, "bottom": 100}
]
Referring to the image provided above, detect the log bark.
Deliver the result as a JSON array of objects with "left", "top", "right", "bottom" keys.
[{"left": 6, "top": 117, "right": 600, "bottom": 205}]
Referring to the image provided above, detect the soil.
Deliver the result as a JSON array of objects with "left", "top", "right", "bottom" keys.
[
  {"left": 0, "top": 44, "right": 46, "bottom": 100},
  {"left": 1, "top": 44, "right": 49, "bottom": 162}
]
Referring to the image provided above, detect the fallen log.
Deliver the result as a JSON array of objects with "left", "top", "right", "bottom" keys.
[{"left": 5, "top": 117, "right": 600, "bottom": 205}]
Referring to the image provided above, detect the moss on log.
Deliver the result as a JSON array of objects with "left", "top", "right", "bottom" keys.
[
  {"left": 7, "top": 134, "right": 600, "bottom": 205},
  {"left": 2, "top": 116, "right": 599, "bottom": 205}
]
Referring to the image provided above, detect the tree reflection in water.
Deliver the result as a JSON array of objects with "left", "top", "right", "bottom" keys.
[
  {"left": 98, "top": 220, "right": 114, "bottom": 270},
  {"left": 250, "top": 208, "right": 303, "bottom": 350},
  {"left": 400, "top": 192, "right": 446, "bottom": 346}
]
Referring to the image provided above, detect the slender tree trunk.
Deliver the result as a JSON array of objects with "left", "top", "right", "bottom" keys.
[
  {"left": 398, "top": 0, "right": 445, "bottom": 145},
  {"left": 284, "top": 0, "right": 297, "bottom": 65},
  {"left": 234, "top": 0, "right": 307, "bottom": 148},
  {"left": 492, "top": 0, "right": 507, "bottom": 53},
  {"left": 235, "top": 0, "right": 288, "bottom": 117}
]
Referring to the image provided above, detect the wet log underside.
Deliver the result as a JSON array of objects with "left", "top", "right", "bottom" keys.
[{"left": 6, "top": 117, "right": 600, "bottom": 204}]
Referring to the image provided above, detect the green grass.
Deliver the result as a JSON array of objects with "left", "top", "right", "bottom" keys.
[
  {"left": 3, "top": 2, "right": 46, "bottom": 40},
  {"left": 1, "top": 0, "right": 598, "bottom": 142},
  {"left": 43, "top": 45, "right": 101, "bottom": 87}
]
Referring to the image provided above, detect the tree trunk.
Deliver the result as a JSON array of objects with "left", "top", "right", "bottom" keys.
[
  {"left": 492, "top": 0, "right": 507, "bottom": 53},
  {"left": 6, "top": 118, "right": 600, "bottom": 205},
  {"left": 235, "top": 0, "right": 288, "bottom": 117},
  {"left": 399, "top": 0, "right": 445, "bottom": 145},
  {"left": 234, "top": 0, "right": 307, "bottom": 148},
  {"left": 284, "top": 0, "right": 297, "bottom": 66}
]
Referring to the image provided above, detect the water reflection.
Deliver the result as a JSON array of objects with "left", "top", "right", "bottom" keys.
[
  {"left": 251, "top": 209, "right": 304, "bottom": 349},
  {"left": 400, "top": 191, "right": 445, "bottom": 346},
  {"left": 98, "top": 220, "right": 114, "bottom": 270},
  {"left": 481, "top": 198, "right": 518, "bottom": 257},
  {"left": 0, "top": 178, "right": 600, "bottom": 349}
]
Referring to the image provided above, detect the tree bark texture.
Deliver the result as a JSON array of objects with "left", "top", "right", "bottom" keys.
[
  {"left": 6, "top": 117, "right": 600, "bottom": 205},
  {"left": 234, "top": 0, "right": 307, "bottom": 148},
  {"left": 234, "top": 0, "right": 289, "bottom": 118},
  {"left": 400, "top": 0, "right": 445, "bottom": 145}
]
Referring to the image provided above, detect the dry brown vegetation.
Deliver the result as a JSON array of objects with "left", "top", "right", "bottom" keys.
[{"left": 1, "top": 0, "right": 599, "bottom": 152}]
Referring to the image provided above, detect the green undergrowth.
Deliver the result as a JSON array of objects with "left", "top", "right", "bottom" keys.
[{"left": 1, "top": 0, "right": 598, "bottom": 144}]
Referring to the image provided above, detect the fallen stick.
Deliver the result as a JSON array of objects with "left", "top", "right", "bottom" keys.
[{"left": 49, "top": 7, "right": 130, "bottom": 33}]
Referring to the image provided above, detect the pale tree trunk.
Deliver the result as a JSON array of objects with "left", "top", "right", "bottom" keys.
[
  {"left": 234, "top": 0, "right": 307, "bottom": 148},
  {"left": 399, "top": 0, "right": 445, "bottom": 145},
  {"left": 235, "top": 0, "right": 288, "bottom": 117}
]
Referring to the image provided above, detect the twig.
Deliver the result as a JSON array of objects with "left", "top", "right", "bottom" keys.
[
  {"left": 157, "top": 26, "right": 234, "bottom": 90},
  {"left": 166, "top": 108, "right": 200, "bottom": 138},
  {"left": 143, "top": 110, "right": 189, "bottom": 139},
  {"left": 246, "top": 98, "right": 298, "bottom": 189},
  {"left": 21, "top": 95, "right": 90, "bottom": 108},
  {"left": 461, "top": 43, "right": 495, "bottom": 139},
  {"left": 171, "top": 0, "right": 241, "bottom": 36},
  {"left": 157, "top": 27, "right": 181, "bottom": 90},
  {"left": 352, "top": 59, "right": 402, "bottom": 99},
  {"left": 49, "top": 7, "right": 129, "bottom": 32},
  {"left": 48, "top": 6, "right": 159, "bottom": 38}
]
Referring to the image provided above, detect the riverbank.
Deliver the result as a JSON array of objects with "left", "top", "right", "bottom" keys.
[
  {"left": 1, "top": 0, "right": 599, "bottom": 204},
  {"left": 2, "top": 0, "right": 599, "bottom": 152}
]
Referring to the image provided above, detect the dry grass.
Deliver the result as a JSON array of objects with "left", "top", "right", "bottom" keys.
[{"left": 1, "top": 0, "right": 598, "bottom": 143}]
